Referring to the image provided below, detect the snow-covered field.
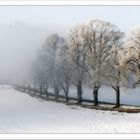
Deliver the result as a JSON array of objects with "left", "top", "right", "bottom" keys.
[{"left": 0, "top": 85, "right": 140, "bottom": 133}]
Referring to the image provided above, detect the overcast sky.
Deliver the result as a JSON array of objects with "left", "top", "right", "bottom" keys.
[
  {"left": 0, "top": 6, "right": 140, "bottom": 82},
  {"left": 0, "top": 6, "right": 140, "bottom": 33}
]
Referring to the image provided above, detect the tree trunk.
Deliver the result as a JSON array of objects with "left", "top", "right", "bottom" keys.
[
  {"left": 33, "top": 86, "right": 37, "bottom": 94},
  {"left": 43, "top": 83, "right": 48, "bottom": 97},
  {"left": 93, "top": 86, "right": 99, "bottom": 106},
  {"left": 55, "top": 86, "right": 59, "bottom": 100},
  {"left": 45, "top": 87, "right": 48, "bottom": 97},
  {"left": 77, "top": 80, "right": 82, "bottom": 104},
  {"left": 40, "top": 85, "right": 43, "bottom": 96},
  {"left": 65, "top": 89, "right": 69, "bottom": 102},
  {"left": 116, "top": 86, "right": 120, "bottom": 107}
]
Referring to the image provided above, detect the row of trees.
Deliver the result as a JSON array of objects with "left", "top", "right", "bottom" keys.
[{"left": 25, "top": 19, "right": 140, "bottom": 107}]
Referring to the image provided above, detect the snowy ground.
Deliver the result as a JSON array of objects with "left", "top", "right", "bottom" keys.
[{"left": 0, "top": 85, "right": 140, "bottom": 133}]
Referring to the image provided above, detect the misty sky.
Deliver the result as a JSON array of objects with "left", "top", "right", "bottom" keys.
[
  {"left": 0, "top": 6, "right": 140, "bottom": 82},
  {"left": 1, "top": 6, "right": 140, "bottom": 32}
]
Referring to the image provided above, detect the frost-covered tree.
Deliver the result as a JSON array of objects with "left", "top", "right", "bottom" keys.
[
  {"left": 43, "top": 34, "right": 65, "bottom": 100},
  {"left": 83, "top": 19, "right": 124, "bottom": 105},
  {"left": 122, "top": 26, "right": 140, "bottom": 87},
  {"left": 32, "top": 34, "right": 65, "bottom": 99},
  {"left": 31, "top": 48, "right": 50, "bottom": 96},
  {"left": 103, "top": 46, "right": 124, "bottom": 107},
  {"left": 68, "top": 24, "right": 88, "bottom": 103},
  {"left": 57, "top": 46, "right": 72, "bottom": 101}
]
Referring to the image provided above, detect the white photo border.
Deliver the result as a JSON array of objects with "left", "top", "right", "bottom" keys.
[{"left": 0, "top": 1, "right": 139, "bottom": 139}]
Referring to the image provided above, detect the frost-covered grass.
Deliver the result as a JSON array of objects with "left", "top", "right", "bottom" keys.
[{"left": 0, "top": 85, "right": 140, "bottom": 133}]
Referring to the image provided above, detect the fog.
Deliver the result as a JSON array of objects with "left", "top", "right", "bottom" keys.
[
  {"left": 1, "top": 6, "right": 140, "bottom": 83},
  {"left": 0, "top": 21, "right": 53, "bottom": 82}
]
